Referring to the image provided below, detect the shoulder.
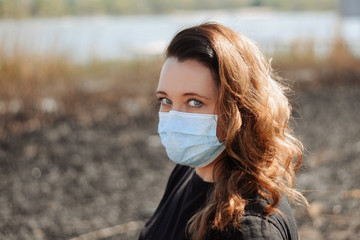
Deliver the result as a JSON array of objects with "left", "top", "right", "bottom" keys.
[
  {"left": 207, "top": 197, "right": 298, "bottom": 240},
  {"left": 244, "top": 196, "right": 298, "bottom": 240},
  {"left": 239, "top": 215, "right": 284, "bottom": 240},
  {"left": 207, "top": 215, "right": 282, "bottom": 240}
]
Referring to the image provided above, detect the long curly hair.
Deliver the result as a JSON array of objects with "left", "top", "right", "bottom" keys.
[{"left": 165, "top": 22, "right": 307, "bottom": 240}]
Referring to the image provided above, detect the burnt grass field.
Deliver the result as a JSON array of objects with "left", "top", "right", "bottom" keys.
[{"left": 0, "top": 55, "right": 360, "bottom": 240}]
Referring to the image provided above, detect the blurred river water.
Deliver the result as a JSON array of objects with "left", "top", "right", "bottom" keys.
[{"left": 0, "top": 10, "right": 359, "bottom": 62}]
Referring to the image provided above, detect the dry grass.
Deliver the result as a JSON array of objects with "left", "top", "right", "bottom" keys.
[
  {"left": 0, "top": 42, "right": 163, "bottom": 104},
  {"left": 0, "top": 37, "right": 359, "bottom": 137},
  {"left": 0, "top": 44, "right": 73, "bottom": 99},
  {"left": 0, "top": 44, "right": 163, "bottom": 138},
  {"left": 273, "top": 37, "right": 360, "bottom": 69},
  {"left": 272, "top": 37, "right": 360, "bottom": 88}
]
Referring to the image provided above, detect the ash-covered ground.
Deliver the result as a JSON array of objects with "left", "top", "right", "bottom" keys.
[{"left": 0, "top": 79, "right": 359, "bottom": 239}]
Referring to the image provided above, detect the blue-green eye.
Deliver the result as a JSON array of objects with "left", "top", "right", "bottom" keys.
[
  {"left": 158, "top": 97, "right": 172, "bottom": 106},
  {"left": 188, "top": 99, "right": 203, "bottom": 108}
]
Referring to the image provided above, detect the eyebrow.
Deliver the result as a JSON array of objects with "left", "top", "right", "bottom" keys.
[{"left": 156, "top": 91, "right": 210, "bottom": 100}]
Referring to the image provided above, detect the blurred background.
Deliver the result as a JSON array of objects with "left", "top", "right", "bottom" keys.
[{"left": 0, "top": 0, "right": 359, "bottom": 239}]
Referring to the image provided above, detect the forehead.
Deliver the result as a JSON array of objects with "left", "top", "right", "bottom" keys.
[{"left": 157, "top": 58, "right": 218, "bottom": 95}]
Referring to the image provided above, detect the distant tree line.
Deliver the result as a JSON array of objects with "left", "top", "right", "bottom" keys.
[{"left": 0, "top": 0, "right": 337, "bottom": 18}]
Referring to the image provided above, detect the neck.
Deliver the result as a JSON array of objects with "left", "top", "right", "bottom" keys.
[
  {"left": 195, "top": 152, "right": 226, "bottom": 182},
  {"left": 195, "top": 162, "right": 216, "bottom": 182}
]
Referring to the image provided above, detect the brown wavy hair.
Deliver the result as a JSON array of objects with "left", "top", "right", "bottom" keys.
[{"left": 165, "top": 22, "right": 307, "bottom": 240}]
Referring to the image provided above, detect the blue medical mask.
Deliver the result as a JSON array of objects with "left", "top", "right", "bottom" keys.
[{"left": 158, "top": 110, "right": 225, "bottom": 168}]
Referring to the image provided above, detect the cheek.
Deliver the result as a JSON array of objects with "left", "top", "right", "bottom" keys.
[{"left": 159, "top": 105, "right": 171, "bottom": 112}]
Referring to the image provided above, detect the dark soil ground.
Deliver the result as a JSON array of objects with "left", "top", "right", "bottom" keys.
[{"left": 0, "top": 71, "right": 359, "bottom": 240}]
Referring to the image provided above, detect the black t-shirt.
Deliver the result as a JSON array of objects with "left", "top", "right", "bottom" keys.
[{"left": 139, "top": 165, "right": 298, "bottom": 240}]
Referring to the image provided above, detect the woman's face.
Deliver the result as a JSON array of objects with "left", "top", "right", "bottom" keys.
[{"left": 156, "top": 58, "right": 219, "bottom": 114}]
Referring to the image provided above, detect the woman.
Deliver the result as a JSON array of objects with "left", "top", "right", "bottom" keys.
[{"left": 139, "top": 22, "right": 307, "bottom": 240}]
